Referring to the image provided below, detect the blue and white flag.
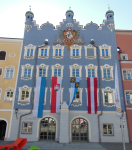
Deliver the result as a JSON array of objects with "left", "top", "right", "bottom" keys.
[
  {"left": 69, "top": 77, "right": 81, "bottom": 107},
  {"left": 33, "top": 77, "right": 46, "bottom": 118}
]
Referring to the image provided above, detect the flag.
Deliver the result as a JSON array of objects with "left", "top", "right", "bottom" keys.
[
  {"left": 51, "top": 77, "right": 62, "bottom": 113},
  {"left": 87, "top": 77, "right": 97, "bottom": 114},
  {"left": 69, "top": 77, "right": 81, "bottom": 107},
  {"left": 33, "top": 77, "right": 46, "bottom": 118},
  {"left": 115, "top": 62, "right": 121, "bottom": 116}
]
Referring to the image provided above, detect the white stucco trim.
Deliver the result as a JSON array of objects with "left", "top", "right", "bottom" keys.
[
  {"left": 99, "top": 44, "right": 111, "bottom": 59},
  {"left": 0, "top": 118, "right": 8, "bottom": 139},
  {"left": 69, "top": 64, "right": 82, "bottom": 78},
  {"left": 4, "top": 87, "right": 14, "bottom": 102},
  {"left": 120, "top": 54, "right": 128, "bottom": 60},
  {"left": 0, "top": 67, "right": 3, "bottom": 76},
  {"left": 124, "top": 90, "right": 132, "bottom": 105},
  {"left": 122, "top": 69, "right": 132, "bottom": 80},
  {"left": 9, "top": 53, "right": 16, "bottom": 57},
  {"left": 24, "top": 44, "right": 36, "bottom": 59},
  {"left": 85, "top": 64, "right": 98, "bottom": 78},
  {"left": 70, "top": 45, "right": 82, "bottom": 59},
  {"left": 3, "top": 65, "right": 15, "bottom": 79},
  {"left": 84, "top": 44, "right": 96, "bottom": 59},
  {"left": 52, "top": 44, "right": 64, "bottom": 59},
  {"left": 51, "top": 64, "right": 64, "bottom": 78},
  {"left": 38, "top": 46, "right": 50, "bottom": 59},
  {"left": 36, "top": 64, "right": 49, "bottom": 77},
  {"left": 0, "top": 88, "right": 2, "bottom": 100}
]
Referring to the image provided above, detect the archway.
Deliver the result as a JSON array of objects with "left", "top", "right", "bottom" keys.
[
  {"left": 39, "top": 117, "right": 56, "bottom": 140},
  {"left": 71, "top": 118, "right": 88, "bottom": 141},
  {"left": 0, "top": 120, "right": 7, "bottom": 140}
]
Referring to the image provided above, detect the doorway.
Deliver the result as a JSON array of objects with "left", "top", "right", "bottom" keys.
[{"left": 0, "top": 120, "right": 7, "bottom": 140}]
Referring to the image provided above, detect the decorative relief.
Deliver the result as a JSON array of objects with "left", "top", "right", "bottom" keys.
[
  {"left": 25, "top": 25, "right": 32, "bottom": 32},
  {"left": 9, "top": 53, "right": 16, "bottom": 57},
  {"left": 66, "top": 23, "right": 73, "bottom": 27},
  {"left": 36, "top": 63, "right": 49, "bottom": 77},
  {"left": 52, "top": 44, "right": 64, "bottom": 59},
  {"left": 107, "top": 24, "right": 115, "bottom": 32},
  {"left": 24, "top": 44, "right": 36, "bottom": 59},
  {"left": 70, "top": 45, "right": 82, "bottom": 59},
  {"left": 85, "top": 64, "right": 98, "bottom": 78}
]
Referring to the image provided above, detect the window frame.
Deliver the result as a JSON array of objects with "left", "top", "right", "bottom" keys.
[
  {"left": 53, "top": 44, "right": 64, "bottom": 59},
  {"left": 122, "top": 69, "right": 132, "bottom": 80},
  {"left": 4, "top": 66, "right": 15, "bottom": 79},
  {"left": 51, "top": 64, "right": 64, "bottom": 78},
  {"left": 70, "top": 45, "right": 82, "bottom": 59},
  {"left": 125, "top": 90, "right": 132, "bottom": 105},
  {"left": 38, "top": 46, "right": 50, "bottom": 59},
  {"left": 0, "top": 50, "right": 7, "bottom": 61},
  {"left": 84, "top": 44, "right": 96, "bottom": 59},
  {"left": 24, "top": 44, "right": 36, "bottom": 59},
  {"left": 120, "top": 54, "right": 128, "bottom": 60},
  {"left": 103, "top": 124, "right": 114, "bottom": 136},
  {"left": 0, "top": 68, "right": 3, "bottom": 76},
  {"left": 99, "top": 44, "right": 111, "bottom": 59},
  {"left": 69, "top": 64, "right": 82, "bottom": 78},
  {"left": 85, "top": 64, "right": 98, "bottom": 78},
  {"left": 0, "top": 88, "right": 2, "bottom": 100},
  {"left": 36, "top": 64, "right": 49, "bottom": 77},
  {"left": 4, "top": 88, "right": 14, "bottom": 102},
  {"left": 21, "top": 122, "right": 32, "bottom": 134}
]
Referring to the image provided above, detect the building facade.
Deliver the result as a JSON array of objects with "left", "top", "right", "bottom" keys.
[
  {"left": 8, "top": 9, "right": 129, "bottom": 143},
  {"left": 116, "top": 30, "right": 132, "bottom": 142},
  {"left": 0, "top": 37, "right": 23, "bottom": 140}
]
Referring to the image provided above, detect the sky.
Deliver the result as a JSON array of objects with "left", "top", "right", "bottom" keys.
[{"left": 0, "top": 0, "right": 132, "bottom": 38}]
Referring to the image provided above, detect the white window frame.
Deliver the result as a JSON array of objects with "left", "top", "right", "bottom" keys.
[
  {"left": 122, "top": 69, "right": 132, "bottom": 80},
  {"left": 120, "top": 54, "right": 128, "bottom": 60},
  {"left": 69, "top": 88, "right": 83, "bottom": 107},
  {"left": 103, "top": 124, "right": 114, "bottom": 136},
  {"left": 36, "top": 64, "right": 49, "bottom": 77},
  {"left": 0, "top": 88, "right": 2, "bottom": 100},
  {"left": 124, "top": 90, "right": 132, "bottom": 105},
  {"left": 0, "top": 67, "right": 3, "bottom": 76},
  {"left": 38, "top": 45, "right": 50, "bottom": 59},
  {"left": 102, "top": 87, "right": 115, "bottom": 107},
  {"left": 85, "top": 64, "right": 98, "bottom": 78},
  {"left": 69, "top": 64, "right": 82, "bottom": 78},
  {"left": 53, "top": 44, "right": 64, "bottom": 59},
  {"left": 0, "top": 50, "right": 7, "bottom": 61},
  {"left": 100, "top": 64, "right": 114, "bottom": 81},
  {"left": 4, "top": 87, "right": 14, "bottom": 102},
  {"left": 21, "top": 64, "right": 34, "bottom": 80},
  {"left": 84, "top": 44, "right": 96, "bottom": 59},
  {"left": 18, "top": 85, "right": 32, "bottom": 106},
  {"left": 4, "top": 66, "right": 15, "bottom": 79},
  {"left": 51, "top": 64, "right": 64, "bottom": 78},
  {"left": 22, "top": 122, "right": 32, "bottom": 134},
  {"left": 70, "top": 45, "right": 82, "bottom": 59},
  {"left": 99, "top": 44, "right": 111, "bottom": 59},
  {"left": 24, "top": 44, "right": 36, "bottom": 59}
]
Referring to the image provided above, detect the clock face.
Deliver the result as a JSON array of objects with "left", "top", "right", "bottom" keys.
[{"left": 66, "top": 31, "right": 73, "bottom": 39}]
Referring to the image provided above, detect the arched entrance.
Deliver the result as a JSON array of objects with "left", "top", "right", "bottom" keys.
[
  {"left": 0, "top": 120, "right": 7, "bottom": 140},
  {"left": 72, "top": 118, "right": 88, "bottom": 141},
  {"left": 40, "top": 117, "right": 56, "bottom": 140}
]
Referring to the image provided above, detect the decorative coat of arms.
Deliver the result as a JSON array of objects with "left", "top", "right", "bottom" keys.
[
  {"left": 54, "top": 28, "right": 85, "bottom": 50},
  {"left": 54, "top": 84, "right": 60, "bottom": 91}
]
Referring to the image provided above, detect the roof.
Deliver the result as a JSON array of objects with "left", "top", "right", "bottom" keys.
[
  {"left": 25, "top": 11, "right": 34, "bottom": 16},
  {"left": 106, "top": 10, "right": 114, "bottom": 14},
  {"left": 66, "top": 9, "right": 74, "bottom": 15}
]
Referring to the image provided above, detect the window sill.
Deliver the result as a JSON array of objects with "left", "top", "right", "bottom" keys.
[
  {"left": 70, "top": 56, "right": 81, "bottom": 59},
  {"left": 21, "top": 132, "right": 32, "bottom": 134},
  {"left": 104, "top": 103, "right": 115, "bottom": 105},
  {"left": 38, "top": 56, "right": 48, "bottom": 58},
  {"left": 4, "top": 78, "right": 13, "bottom": 79},
  {"left": 21, "top": 77, "right": 32, "bottom": 80},
  {"left": 103, "top": 134, "right": 114, "bottom": 136},
  {"left": 53, "top": 56, "right": 63, "bottom": 59},
  {"left": 18, "top": 101, "right": 30, "bottom": 103},
  {"left": 4, "top": 100, "right": 13, "bottom": 102}
]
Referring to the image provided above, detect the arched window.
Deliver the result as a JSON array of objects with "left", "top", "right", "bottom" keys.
[{"left": 0, "top": 51, "right": 6, "bottom": 60}]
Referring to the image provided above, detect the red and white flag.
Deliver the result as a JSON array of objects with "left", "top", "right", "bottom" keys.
[
  {"left": 51, "top": 77, "right": 62, "bottom": 113},
  {"left": 87, "top": 77, "right": 97, "bottom": 114}
]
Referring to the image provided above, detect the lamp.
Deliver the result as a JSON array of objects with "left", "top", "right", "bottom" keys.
[
  {"left": 45, "top": 39, "right": 48, "bottom": 45},
  {"left": 15, "top": 108, "right": 18, "bottom": 119},
  {"left": 91, "top": 39, "right": 94, "bottom": 45}
]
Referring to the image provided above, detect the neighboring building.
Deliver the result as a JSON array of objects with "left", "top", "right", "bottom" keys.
[
  {"left": 0, "top": 37, "right": 23, "bottom": 140},
  {"left": 116, "top": 30, "right": 132, "bottom": 142},
  {"left": 8, "top": 8, "right": 129, "bottom": 143}
]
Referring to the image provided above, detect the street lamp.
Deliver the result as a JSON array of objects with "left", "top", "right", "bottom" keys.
[{"left": 15, "top": 108, "right": 18, "bottom": 119}]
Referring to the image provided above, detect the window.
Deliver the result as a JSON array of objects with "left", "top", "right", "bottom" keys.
[
  {"left": 69, "top": 64, "right": 82, "bottom": 78},
  {"left": 125, "top": 92, "right": 132, "bottom": 104},
  {"left": 84, "top": 44, "right": 96, "bottom": 59},
  {"left": 123, "top": 70, "right": 132, "bottom": 80},
  {"left": 99, "top": 44, "right": 111, "bottom": 59},
  {"left": 38, "top": 46, "right": 50, "bottom": 59},
  {"left": 21, "top": 64, "right": 34, "bottom": 80},
  {"left": 85, "top": 64, "right": 97, "bottom": 78},
  {"left": 104, "top": 92, "right": 113, "bottom": 103},
  {"left": 100, "top": 64, "right": 114, "bottom": 81},
  {"left": 0, "top": 51, "right": 6, "bottom": 60},
  {"left": 0, "top": 88, "right": 2, "bottom": 100},
  {"left": 51, "top": 64, "right": 64, "bottom": 78},
  {"left": 121, "top": 54, "right": 128, "bottom": 60},
  {"left": 24, "top": 44, "right": 36, "bottom": 59},
  {"left": 103, "top": 124, "right": 113, "bottom": 136},
  {"left": 73, "top": 90, "right": 81, "bottom": 104},
  {"left": 21, "top": 91, "right": 29, "bottom": 101},
  {"left": 0, "top": 68, "right": 2, "bottom": 76},
  {"left": 4, "top": 66, "right": 15, "bottom": 79},
  {"left": 36, "top": 64, "right": 49, "bottom": 77},
  {"left": 22, "top": 122, "right": 32, "bottom": 133},
  {"left": 70, "top": 45, "right": 82, "bottom": 59},
  {"left": 4, "top": 88, "right": 14, "bottom": 101},
  {"left": 53, "top": 45, "right": 64, "bottom": 59}
]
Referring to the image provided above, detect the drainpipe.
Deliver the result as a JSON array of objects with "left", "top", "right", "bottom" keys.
[
  {"left": 18, "top": 44, "right": 46, "bottom": 138},
  {"left": 91, "top": 41, "right": 103, "bottom": 142}
]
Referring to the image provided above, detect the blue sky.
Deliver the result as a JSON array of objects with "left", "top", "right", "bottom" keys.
[{"left": 0, "top": 0, "right": 131, "bottom": 38}]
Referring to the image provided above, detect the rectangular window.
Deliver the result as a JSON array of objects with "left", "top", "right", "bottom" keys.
[
  {"left": 54, "top": 68, "right": 61, "bottom": 77},
  {"left": 21, "top": 91, "right": 29, "bottom": 102},
  {"left": 87, "top": 48, "right": 94, "bottom": 57},
  {"left": 55, "top": 49, "right": 61, "bottom": 56},
  {"left": 103, "top": 69, "right": 111, "bottom": 78},
  {"left": 6, "top": 69, "right": 14, "bottom": 78},
  {"left": 22, "top": 122, "right": 32, "bottom": 133},
  {"left": 72, "top": 69, "right": 79, "bottom": 77},
  {"left": 104, "top": 92, "right": 113, "bottom": 103},
  {"left": 6, "top": 91, "right": 13, "bottom": 101},
  {"left": 41, "top": 49, "right": 47, "bottom": 56},
  {"left": 0, "top": 68, "right": 2, "bottom": 75},
  {"left": 39, "top": 68, "right": 46, "bottom": 77},
  {"left": 27, "top": 49, "right": 33, "bottom": 57},
  {"left": 126, "top": 92, "right": 132, "bottom": 104},
  {"left": 73, "top": 49, "right": 79, "bottom": 56},
  {"left": 103, "top": 124, "right": 113, "bottom": 135},
  {"left": 102, "top": 49, "right": 108, "bottom": 56},
  {"left": 73, "top": 91, "right": 81, "bottom": 104},
  {"left": 123, "top": 70, "right": 131, "bottom": 80},
  {"left": 88, "top": 69, "right": 95, "bottom": 77},
  {"left": 24, "top": 68, "right": 31, "bottom": 77}
]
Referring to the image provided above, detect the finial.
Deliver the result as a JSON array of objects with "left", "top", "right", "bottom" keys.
[
  {"left": 69, "top": 6, "right": 71, "bottom": 10},
  {"left": 108, "top": 4, "right": 110, "bottom": 10},
  {"left": 29, "top": 5, "right": 31, "bottom": 11}
]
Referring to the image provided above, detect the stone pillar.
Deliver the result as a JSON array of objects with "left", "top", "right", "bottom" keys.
[{"left": 59, "top": 102, "right": 69, "bottom": 143}]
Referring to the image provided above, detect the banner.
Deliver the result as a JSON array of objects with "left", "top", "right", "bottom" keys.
[
  {"left": 115, "top": 62, "right": 121, "bottom": 116},
  {"left": 33, "top": 77, "right": 46, "bottom": 118},
  {"left": 87, "top": 77, "right": 97, "bottom": 114},
  {"left": 51, "top": 77, "right": 62, "bottom": 113},
  {"left": 69, "top": 77, "right": 81, "bottom": 107}
]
